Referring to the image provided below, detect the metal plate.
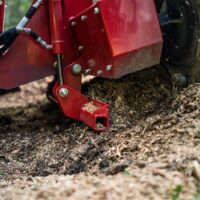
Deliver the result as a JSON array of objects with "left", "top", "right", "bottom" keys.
[
  {"left": 0, "top": 0, "right": 93, "bottom": 89},
  {"left": 71, "top": 0, "right": 163, "bottom": 78}
]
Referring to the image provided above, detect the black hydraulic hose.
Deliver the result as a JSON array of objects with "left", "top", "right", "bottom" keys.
[
  {"left": 29, "top": 29, "right": 52, "bottom": 50},
  {"left": 0, "top": 0, "right": 43, "bottom": 55},
  {"left": 16, "top": 0, "right": 43, "bottom": 29},
  {"left": 0, "top": 27, "right": 18, "bottom": 55}
]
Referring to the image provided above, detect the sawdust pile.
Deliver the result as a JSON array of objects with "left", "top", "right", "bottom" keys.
[{"left": 0, "top": 66, "right": 200, "bottom": 199}]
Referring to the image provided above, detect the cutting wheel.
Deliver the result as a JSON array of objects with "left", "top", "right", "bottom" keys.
[{"left": 156, "top": 0, "right": 200, "bottom": 83}]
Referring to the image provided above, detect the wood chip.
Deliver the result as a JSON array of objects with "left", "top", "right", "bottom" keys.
[
  {"left": 82, "top": 102, "right": 99, "bottom": 113},
  {"left": 192, "top": 160, "right": 200, "bottom": 181}
]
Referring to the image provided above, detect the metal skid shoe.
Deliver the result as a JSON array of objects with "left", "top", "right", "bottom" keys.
[
  {"left": 53, "top": 61, "right": 109, "bottom": 132},
  {"left": 47, "top": 0, "right": 108, "bottom": 131}
]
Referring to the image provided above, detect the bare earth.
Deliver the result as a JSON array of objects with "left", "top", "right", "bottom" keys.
[{"left": 0, "top": 66, "right": 200, "bottom": 200}]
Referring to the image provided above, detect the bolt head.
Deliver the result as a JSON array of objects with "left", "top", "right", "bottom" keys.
[
  {"left": 59, "top": 88, "right": 69, "bottom": 98},
  {"left": 106, "top": 65, "right": 112, "bottom": 71},
  {"left": 85, "top": 69, "right": 91, "bottom": 74},
  {"left": 78, "top": 46, "right": 84, "bottom": 51},
  {"left": 71, "top": 21, "right": 77, "bottom": 27},
  {"left": 53, "top": 61, "right": 58, "bottom": 68},
  {"left": 81, "top": 15, "right": 88, "bottom": 21},
  {"left": 94, "top": 7, "right": 100, "bottom": 14},
  {"left": 97, "top": 70, "right": 103, "bottom": 76},
  {"left": 72, "top": 64, "right": 82, "bottom": 74}
]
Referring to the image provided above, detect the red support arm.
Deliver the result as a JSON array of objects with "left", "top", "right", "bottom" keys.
[{"left": 53, "top": 60, "right": 109, "bottom": 131}]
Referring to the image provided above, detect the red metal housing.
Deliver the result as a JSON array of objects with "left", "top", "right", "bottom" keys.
[
  {"left": 0, "top": 0, "right": 163, "bottom": 130},
  {"left": 70, "top": 0, "right": 163, "bottom": 78},
  {"left": 0, "top": 0, "right": 93, "bottom": 89}
]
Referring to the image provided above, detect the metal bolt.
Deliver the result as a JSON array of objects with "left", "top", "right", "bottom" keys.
[
  {"left": 94, "top": 7, "right": 100, "bottom": 14},
  {"left": 59, "top": 88, "right": 69, "bottom": 98},
  {"left": 81, "top": 15, "right": 88, "bottom": 21},
  {"left": 71, "top": 21, "right": 77, "bottom": 27},
  {"left": 88, "top": 59, "right": 96, "bottom": 68},
  {"left": 78, "top": 45, "right": 84, "bottom": 51},
  {"left": 97, "top": 70, "right": 103, "bottom": 76},
  {"left": 106, "top": 64, "right": 112, "bottom": 71},
  {"left": 53, "top": 61, "right": 58, "bottom": 68},
  {"left": 85, "top": 69, "right": 91, "bottom": 74},
  {"left": 72, "top": 64, "right": 82, "bottom": 74}
]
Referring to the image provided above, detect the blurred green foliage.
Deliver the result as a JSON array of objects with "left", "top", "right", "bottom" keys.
[{"left": 4, "top": 0, "right": 30, "bottom": 29}]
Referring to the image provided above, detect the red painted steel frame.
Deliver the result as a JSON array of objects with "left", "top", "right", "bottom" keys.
[
  {"left": 0, "top": 0, "right": 162, "bottom": 88},
  {"left": 70, "top": 0, "right": 163, "bottom": 78},
  {"left": 0, "top": 0, "right": 5, "bottom": 33},
  {"left": 0, "top": 0, "right": 93, "bottom": 89},
  {"left": 0, "top": 0, "right": 163, "bottom": 131},
  {"left": 52, "top": 58, "right": 109, "bottom": 131}
]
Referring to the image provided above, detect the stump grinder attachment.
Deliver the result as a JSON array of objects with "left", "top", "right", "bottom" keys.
[{"left": 0, "top": 0, "right": 199, "bottom": 131}]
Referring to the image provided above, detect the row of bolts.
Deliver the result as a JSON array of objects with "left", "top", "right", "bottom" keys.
[
  {"left": 70, "top": 7, "right": 113, "bottom": 76},
  {"left": 58, "top": 6, "right": 113, "bottom": 98},
  {"left": 58, "top": 62, "right": 113, "bottom": 98}
]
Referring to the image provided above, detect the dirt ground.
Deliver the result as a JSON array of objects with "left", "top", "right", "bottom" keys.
[{"left": 0, "top": 66, "right": 200, "bottom": 200}]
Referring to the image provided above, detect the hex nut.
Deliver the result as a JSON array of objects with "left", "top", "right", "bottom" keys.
[
  {"left": 59, "top": 88, "right": 69, "bottom": 98},
  {"left": 71, "top": 21, "right": 77, "bottom": 27},
  {"left": 78, "top": 46, "right": 84, "bottom": 51},
  {"left": 72, "top": 64, "right": 82, "bottom": 74},
  {"left": 81, "top": 15, "right": 88, "bottom": 21},
  {"left": 94, "top": 7, "right": 100, "bottom": 14},
  {"left": 106, "top": 65, "right": 112, "bottom": 71},
  {"left": 97, "top": 70, "right": 103, "bottom": 76}
]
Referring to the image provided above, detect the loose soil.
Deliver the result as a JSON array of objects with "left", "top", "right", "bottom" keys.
[{"left": 0, "top": 66, "right": 200, "bottom": 200}]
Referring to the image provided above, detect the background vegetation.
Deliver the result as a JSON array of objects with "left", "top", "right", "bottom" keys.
[{"left": 4, "top": 0, "right": 30, "bottom": 29}]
